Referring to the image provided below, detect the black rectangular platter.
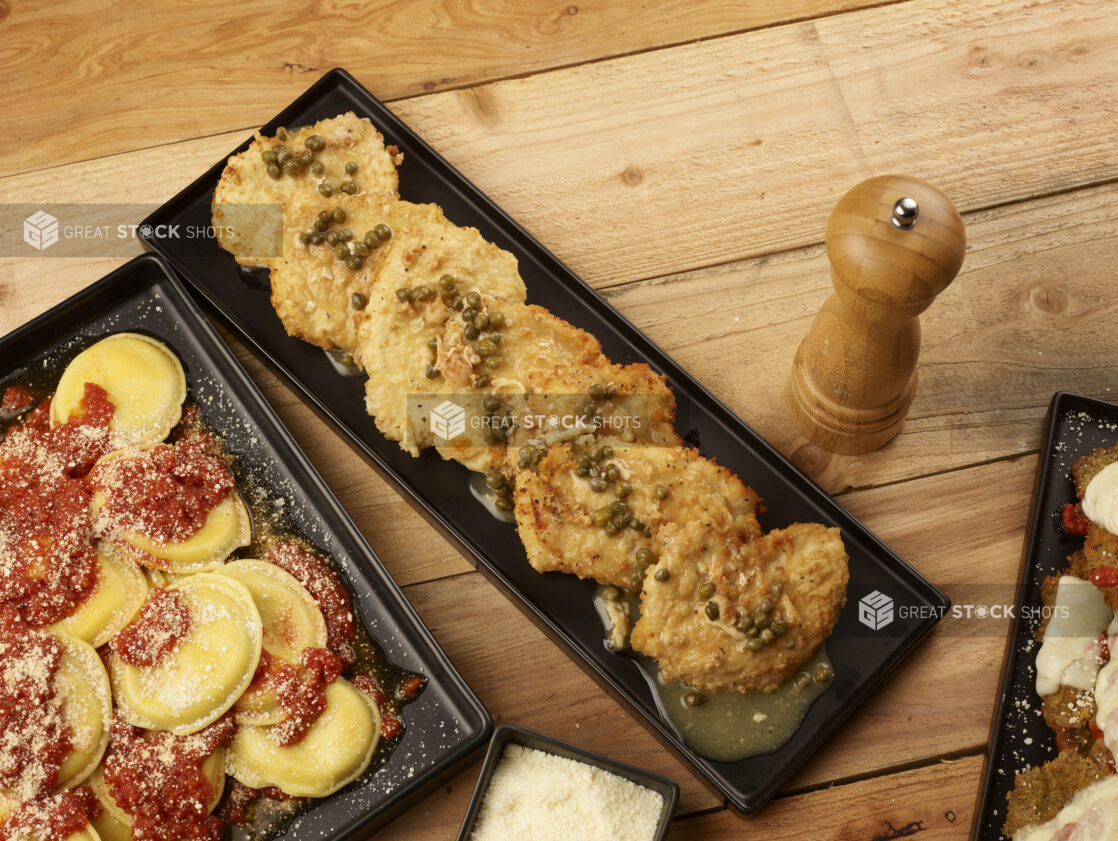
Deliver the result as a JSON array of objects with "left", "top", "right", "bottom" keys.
[
  {"left": 140, "top": 67, "right": 950, "bottom": 813},
  {"left": 0, "top": 253, "right": 492, "bottom": 841},
  {"left": 972, "top": 392, "right": 1118, "bottom": 840}
]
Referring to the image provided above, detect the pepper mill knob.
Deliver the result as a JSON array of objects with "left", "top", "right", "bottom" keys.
[{"left": 787, "top": 174, "right": 966, "bottom": 454}]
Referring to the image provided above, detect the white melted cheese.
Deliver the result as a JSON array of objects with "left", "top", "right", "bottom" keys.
[
  {"left": 1035, "top": 576, "right": 1113, "bottom": 697},
  {"left": 1018, "top": 775, "right": 1118, "bottom": 841},
  {"left": 1083, "top": 461, "right": 1118, "bottom": 536},
  {"left": 1092, "top": 613, "right": 1118, "bottom": 756}
]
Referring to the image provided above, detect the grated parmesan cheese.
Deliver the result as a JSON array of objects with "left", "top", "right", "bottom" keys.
[{"left": 469, "top": 744, "right": 664, "bottom": 841}]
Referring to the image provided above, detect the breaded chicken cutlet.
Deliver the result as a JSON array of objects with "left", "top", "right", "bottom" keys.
[
  {"left": 514, "top": 441, "right": 761, "bottom": 590},
  {"left": 1004, "top": 751, "right": 1112, "bottom": 839},
  {"left": 213, "top": 113, "right": 402, "bottom": 266},
  {"left": 631, "top": 521, "right": 848, "bottom": 693},
  {"left": 1067, "top": 445, "right": 1118, "bottom": 609}
]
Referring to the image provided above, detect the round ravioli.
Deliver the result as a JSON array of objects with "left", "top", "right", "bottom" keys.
[
  {"left": 94, "top": 489, "right": 252, "bottom": 574},
  {"left": 55, "top": 634, "right": 113, "bottom": 790},
  {"left": 111, "top": 574, "right": 262, "bottom": 735},
  {"left": 49, "top": 545, "right": 148, "bottom": 648},
  {"left": 226, "top": 678, "right": 380, "bottom": 797},
  {"left": 51, "top": 334, "right": 186, "bottom": 449},
  {"left": 88, "top": 750, "right": 225, "bottom": 834},
  {"left": 220, "top": 559, "right": 328, "bottom": 725}
]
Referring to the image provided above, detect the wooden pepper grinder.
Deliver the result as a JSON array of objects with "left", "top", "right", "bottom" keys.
[{"left": 787, "top": 174, "right": 965, "bottom": 454}]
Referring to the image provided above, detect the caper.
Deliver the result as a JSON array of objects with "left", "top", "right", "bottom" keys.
[
  {"left": 573, "top": 467, "right": 587, "bottom": 478},
  {"left": 395, "top": 287, "right": 411, "bottom": 303},
  {"left": 309, "top": 232, "right": 325, "bottom": 245},
  {"left": 299, "top": 231, "right": 312, "bottom": 245},
  {"left": 604, "top": 465, "right": 621, "bottom": 483},
  {"left": 439, "top": 274, "right": 456, "bottom": 292},
  {"left": 577, "top": 456, "right": 592, "bottom": 470},
  {"left": 425, "top": 364, "right": 440, "bottom": 379},
  {"left": 485, "top": 355, "right": 502, "bottom": 369},
  {"left": 590, "top": 447, "right": 606, "bottom": 463},
  {"left": 630, "top": 519, "right": 645, "bottom": 532},
  {"left": 351, "top": 292, "right": 368, "bottom": 310},
  {"left": 310, "top": 160, "right": 325, "bottom": 175},
  {"left": 698, "top": 582, "right": 716, "bottom": 601},
  {"left": 477, "top": 339, "right": 496, "bottom": 357},
  {"left": 683, "top": 691, "right": 706, "bottom": 707},
  {"left": 475, "top": 374, "right": 491, "bottom": 387},
  {"left": 588, "top": 383, "right": 607, "bottom": 402},
  {"left": 275, "top": 126, "right": 289, "bottom": 140},
  {"left": 332, "top": 208, "right": 347, "bottom": 224},
  {"left": 608, "top": 500, "right": 629, "bottom": 515},
  {"left": 601, "top": 585, "right": 620, "bottom": 601},
  {"left": 317, "top": 209, "right": 331, "bottom": 222},
  {"left": 747, "top": 638, "right": 764, "bottom": 652},
  {"left": 318, "top": 182, "right": 335, "bottom": 196},
  {"left": 735, "top": 614, "right": 754, "bottom": 633},
  {"left": 489, "top": 311, "right": 506, "bottom": 329},
  {"left": 266, "top": 163, "right": 282, "bottom": 179},
  {"left": 771, "top": 619, "right": 788, "bottom": 636},
  {"left": 494, "top": 497, "right": 514, "bottom": 512},
  {"left": 361, "top": 231, "right": 377, "bottom": 249},
  {"left": 313, "top": 218, "right": 329, "bottom": 233},
  {"left": 346, "top": 255, "right": 364, "bottom": 271},
  {"left": 705, "top": 602, "right": 721, "bottom": 621},
  {"left": 591, "top": 507, "right": 613, "bottom": 527},
  {"left": 611, "top": 513, "right": 632, "bottom": 530},
  {"left": 588, "top": 477, "right": 608, "bottom": 493},
  {"left": 339, "top": 228, "right": 354, "bottom": 242},
  {"left": 754, "top": 612, "right": 771, "bottom": 630},
  {"left": 485, "top": 472, "right": 506, "bottom": 490},
  {"left": 351, "top": 242, "right": 369, "bottom": 258},
  {"left": 793, "top": 673, "right": 812, "bottom": 691},
  {"left": 374, "top": 223, "right": 391, "bottom": 241},
  {"left": 760, "top": 597, "right": 774, "bottom": 613},
  {"left": 325, "top": 231, "right": 339, "bottom": 246},
  {"left": 587, "top": 465, "right": 600, "bottom": 478},
  {"left": 473, "top": 312, "right": 489, "bottom": 330},
  {"left": 334, "top": 243, "right": 349, "bottom": 259},
  {"left": 305, "top": 134, "right": 325, "bottom": 151},
  {"left": 484, "top": 396, "right": 501, "bottom": 412},
  {"left": 745, "top": 625, "right": 759, "bottom": 638},
  {"left": 814, "top": 663, "right": 834, "bottom": 684},
  {"left": 643, "top": 526, "right": 653, "bottom": 538},
  {"left": 636, "top": 548, "right": 657, "bottom": 566},
  {"left": 604, "top": 385, "right": 617, "bottom": 399},
  {"left": 654, "top": 567, "right": 670, "bottom": 582},
  {"left": 462, "top": 307, "right": 478, "bottom": 323},
  {"left": 341, "top": 180, "right": 358, "bottom": 195},
  {"left": 298, "top": 150, "right": 314, "bottom": 166},
  {"left": 275, "top": 145, "right": 290, "bottom": 164},
  {"left": 415, "top": 285, "right": 435, "bottom": 302},
  {"left": 601, "top": 445, "right": 613, "bottom": 459},
  {"left": 261, "top": 149, "right": 278, "bottom": 165},
  {"left": 345, "top": 161, "right": 358, "bottom": 174},
  {"left": 613, "top": 481, "right": 632, "bottom": 499},
  {"left": 465, "top": 291, "right": 482, "bottom": 308},
  {"left": 759, "top": 628, "right": 775, "bottom": 643}
]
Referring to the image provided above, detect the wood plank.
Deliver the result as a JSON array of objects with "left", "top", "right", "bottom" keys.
[
  {"left": 370, "top": 747, "right": 982, "bottom": 840},
  {"left": 0, "top": 0, "right": 898, "bottom": 176},
  {"left": 604, "top": 181, "right": 1118, "bottom": 493},
  {"left": 2, "top": 0, "right": 1116, "bottom": 291}
]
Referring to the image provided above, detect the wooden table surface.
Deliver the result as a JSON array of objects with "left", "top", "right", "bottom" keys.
[{"left": 3, "top": 1, "right": 1118, "bottom": 838}]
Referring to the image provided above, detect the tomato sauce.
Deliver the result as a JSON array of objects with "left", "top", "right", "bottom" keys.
[
  {"left": 267, "top": 542, "right": 356, "bottom": 667},
  {"left": 352, "top": 674, "right": 403, "bottom": 741},
  {"left": 113, "top": 587, "right": 191, "bottom": 667},
  {"left": 271, "top": 647, "right": 343, "bottom": 746},
  {"left": 0, "top": 788, "right": 99, "bottom": 841},
  {"left": 0, "top": 610, "right": 73, "bottom": 802},
  {"left": 102, "top": 716, "right": 235, "bottom": 841},
  {"left": 0, "top": 384, "right": 113, "bottom": 626},
  {"left": 1, "top": 385, "right": 35, "bottom": 419},
  {"left": 92, "top": 429, "right": 234, "bottom": 547}
]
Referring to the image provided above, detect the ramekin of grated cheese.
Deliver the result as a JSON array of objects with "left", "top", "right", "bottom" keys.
[{"left": 455, "top": 723, "right": 679, "bottom": 841}]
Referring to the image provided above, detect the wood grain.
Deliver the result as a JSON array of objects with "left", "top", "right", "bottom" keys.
[
  {"left": 2, "top": 0, "right": 1115, "bottom": 294},
  {"left": 606, "top": 181, "right": 1118, "bottom": 494},
  {"left": 0, "top": 0, "right": 897, "bottom": 176}
]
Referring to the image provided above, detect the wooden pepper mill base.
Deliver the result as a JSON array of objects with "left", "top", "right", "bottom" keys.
[{"left": 787, "top": 174, "right": 965, "bottom": 455}]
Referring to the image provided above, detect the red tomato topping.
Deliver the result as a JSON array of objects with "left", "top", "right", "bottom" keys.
[
  {"left": 268, "top": 542, "right": 356, "bottom": 667},
  {"left": 0, "top": 788, "right": 99, "bottom": 841},
  {"left": 352, "top": 674, "right": 403, "bottom": 741},
  {"left": 1090, "top": 566, "right": 1118, "bottom": 589},
  {"left": 271, "top": 647, "right": 343, "bottom": 747},
  {"left": 1062, "top": 502, "right": 1090, "bottom": 536},
  {"left": 112, "top": 587, "right": 191, "bottom": 667}
]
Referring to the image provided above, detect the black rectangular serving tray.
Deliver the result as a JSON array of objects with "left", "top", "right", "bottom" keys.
[
  {"left": 140, "top": 67, "right": 949, "bottom": 813},
  {"left": 972, "top": 392, "right": 1118, "bottom": 840},
  {"left": 455, "top": 723, "right": 679, "bottom": 841},
  {"left": 0, "top": 253, "right": 491, "bottom": 841}
]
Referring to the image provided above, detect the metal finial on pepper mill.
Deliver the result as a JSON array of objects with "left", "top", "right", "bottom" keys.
[{"left": 787, "top": 174, "right": 966, "bottom": 455}]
